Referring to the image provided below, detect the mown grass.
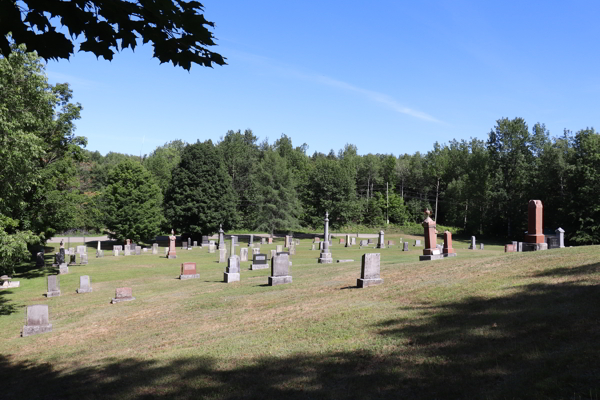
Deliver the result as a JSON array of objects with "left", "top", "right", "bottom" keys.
[{"left": 0, "top": 236, "right": 598, "bottom": 399}]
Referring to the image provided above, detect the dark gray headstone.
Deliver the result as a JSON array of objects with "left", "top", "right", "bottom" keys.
[
  {"left": 202, "top": 235, "right": 210, "bottom": 246},
  {"left": 251, "top": 253, "right": 268, "bottom": 270},
  {"left": 403, "top": 242, "right": 409, "bottom": 251},
  {"left": 269, "top": 254, "right": 292, "bottom": 285},
  {"left": 36, "top": 252, "right": 45, "bottom": 268}
]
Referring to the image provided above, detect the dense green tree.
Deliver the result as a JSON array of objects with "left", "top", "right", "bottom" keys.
[
  {"left": 144, "top": 139, "right": 187, "bottom": 196},
  {"left": 251, "top": 150, "right": 301, "bottom": 236},
  {"left": 1, "top": 1, "right": 226, "bottom": 70},
  {"left": 164, "top": 140, "right": 238, "bottom": 236},
  {"left": 425, "top": 142, "right": 450, "bottom": 222},
  {"left": 103, "top": 160, "right": 164, "bottom": 242}
]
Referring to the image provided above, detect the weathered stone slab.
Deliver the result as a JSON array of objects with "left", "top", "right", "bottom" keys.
[
  {"left": 337, "top": 259, "right": 354, "bottom": 263},
  {"left": 135, "top": 246, "right": 141, "bottom": 255},
  {"left": 47, "top": 275, "right": 61, "bottom": 297},
  {"left": 414, "top": 240, "right": 421, "bottom": 247},
  {"left": 59, "top": 264, "right": 69, "bottom": 274},
  {"left": 360, "top": 239, "right": 368, "bottom": 246},
  {"left": 77, "top": 275, "right": 93, "bottom": 293},
  {"left": 357, "top": 253, "right": 383, "bottom": 288},
  {"left": 111, "top": 287, "right": 135, "bottom": 303},
  {"left": 276, "top": 245, "right": 283, "bottom": 253},
  {"left": 224, "top": 256, "right": 240, "bottom": 283},
  {"left": 252, "top": 247, "right": 260, "bottom": 255},
  {"left": 268, "top": 254, "right": 292, "bottom": 286},
  {"left": 22, "top": 305, "right": 52, "bottom": 337},
  {"left": 80, "top": 254, "right": 88, "bottom": 265},
  {"left": 240, "top": 248, "right": 248, "bottom": 262},
  {"left": 180, "top": 262, "right": 200, "bottom": 280},
  {"left": 77, "top": 245, "right": 86, "bottom": 255},
  {"left": 377, "top": 230, "right": 385, "bottom": 248},
  {"left": 152, "top": 243, "right": 158, "bottom": 254},
  {"left": 270, "top": 249, "right": 277, "bottom": 259},
  {"left": 219, "top": 248, "right": 227, "bottom": 263},
  {"left": 387, "top": 240, "right": 395, "bottom": 246},
  {"left": 403, "top": 242, "right": 409, "bottom": 251},
  {"left": 480, "top": 243, "right": 484, "bottom": 250}
]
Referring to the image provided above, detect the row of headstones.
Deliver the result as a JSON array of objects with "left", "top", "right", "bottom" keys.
[{"left": 468, "top": 237, "right": 485, "bottom": 250}]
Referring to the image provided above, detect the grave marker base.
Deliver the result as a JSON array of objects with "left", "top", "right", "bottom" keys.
[
  {"left": 337, "top": 259, "right": 354, "bottom": 263},
  {"left": 419, "top": 254, "right": 444, "bottom": 261},
  {"left": 251, "top": 264, "right": 269, "bottom": 270},
  {"left": 443, "top": 253, "right": 458, "bottom": 258},
  {"left": 59, "top": 265, "right": 69, "bottom": 274},
  {"left": 357, "top": 278, "right": 383, "bottom": 288},
  {"left": 224, "top": 272, "right": 240, "bottom": 283},
  {"left": 179, "top": 274, "right": 200, "bottom": 280},
  {"left": 76, "top": 287, "right": 93, "bottom": 293},
  {"left": 168, "top": 255, "right": 178, "bottom": 259},
  {"left": 111, "top": 296, "right": 135, "bottom": 304},
  {"left": 268, "top": 275, "right": 292, "bottom": 286},
  {"left": 46, "top": 290, "right": 61, "bottom": 297},
  {"left": 523, "top": 243, "right": 548, "bottom": 251},
  {"left": 22, "top": 324, "right": 52, "bottom": 337}
]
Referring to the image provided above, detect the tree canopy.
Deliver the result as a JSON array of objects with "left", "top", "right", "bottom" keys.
[{"left": 0, "top": 0, "right": 226, "bottom": 70}]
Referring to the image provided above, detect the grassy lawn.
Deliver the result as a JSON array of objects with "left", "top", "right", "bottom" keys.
[{"left": 1, "top": 234, "right": 598, "bottom": 399}]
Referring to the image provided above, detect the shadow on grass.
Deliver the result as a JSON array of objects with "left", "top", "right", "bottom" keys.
[
  {"left": 3, "top": 275, "right": 599, "bottom": 399},
  {"left": 0, "top": 290, "right": 18, "bottom": 316},
  {"left": 533, "top": 262, "right": 600, "bottom": 277}
]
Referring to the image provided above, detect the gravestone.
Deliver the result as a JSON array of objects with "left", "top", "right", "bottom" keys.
[
  {"left": 69, "top": 247, "right": 75, "bottom": 256},
  {"left": 47, "top": 275, "right": 61, "bottom": 297},
  {"left": 547, "top": 237, "right": 560, "bottom": 249},
  {"left": 414, "top": 240, "right": 421, "bottom": 247},
  {"left": 270, "top": 249, "right": 277, "bottom": 259},
  {"left": 285, "top": 235, "right": 291, "bottom": 248},
  {"left": 143, "top": 248, "right": 148, "bottom": 253},
  {"left": 289, "top": 243, "right": 296, "bottom": 255},
  {"left": 168, "top": 229, "right": 177, "bottom": 259},
  {"left": 76, "top": 275, "right": 92, "bottom": 293},
  {"left": 113, "top": 248, "right": 120, "bottom": 257},
  {"left": 182, "top": 242, "right": 188, "bottom": 250},
  {"left": 436, "top": 244, "right": 443, "bottom": 250},
  {"left": 251, "top": 253, "right": 268, "bottom": 270},
  {"left": 124, "top": 245, "right": 131, "bottom": 256},
  {"left": 295, "top": 239, "right": 300, "bottom": 245},
  {"left": 252, "top": 247, "right": 260, "bottom": 255},
  {"left": 59, "top": 263, "right": 69, "bottom": 274},
  {"left": 367, "top": 239, "right": 374, "bottom": 245},
  {"left": 111, "top": 287, "right": 135, "bottom": 303},
  {"left": 351, "top": 237, "right": 356, "bottom": 245},
  {"left": 22, "top": 305, "right": 52, "bottom": 337},
  {"left": 443, "top": 231, "right": 457, "bottom": 258},
  {"left": 219, "top": 248, "right": 227, "bottom": 263},
  {"left": 126, "top": 239, "right": 131, "bottom": 246},
  {"left": 165, "top": 247, "right": 169, "bottom": 256},
  {"left": 525, "top": 200, "right": 546, "bottom": 250},
  {"left": 77, "top": 245, "right": 86, "bottom": 255},
  {"left": 135, "top": 246, "right": 141, "bottom": 255},
  {"left": 360, "top": 240, "right": 368, "bottom": 246},
  {"left": 36, "top": 252, "right": 45, "bottom": 268},
  {"left": 231, "top": 235, "right": 238, "bottom": 249},
  {"left": 313, "top": 237, "right": 320, "bottom": 243},
  {"left": 403, "top": 242, "right": 409, "bottom": 251},
  {"left": 209, "top": 244, "right": 216, "bottom": 253},
  {"left": 480, "top": 243, "right": 484, "bottom": 250},
  {"left": 224, "top": 256, "right": 240, "bottom": 283},
  {"left": 337, "top": 259, "right": 354, "bottom": 263},
  {"left": 240, "top": 247, "right": 248, "bottom": 262},
  {"left": 218, "top": 224, "right": 225, "bottom": 249},
  {"left": 202, "top": 235, "right": 210, "bottom": 246},
  {"left": 505, "top": 244, "right": 515, "bottom": 252},
  {"left": 420, "top": 209, "right": 443, "bottom": 261},
  {"left": 261, "top": 237, "right": 267, "bottom": 245},
  {"left": 193, "top": 240, "right": 198, "bottom": 248},
  {"left": 512, "top": 241, "right": 517, "bottom": 249},
  {"left": 317, "top": 212, "right": 333, "bottom": 263},
  {"left": 69, "top": 253, "right": 76, "bottom": 265},
  {"left": 268, "top": 254, "right": 292, "bottom": 286},
  {"left": 80, "top": 254, "right": 88, "bottom": 265},
  {"left": 339, "top": 238, "right": 345, "bottom": 245},
  {"left": 311, "top": 244, "right": 316, "bottom": 251},
  {"left": 470, "top": 236, "right": 476, "bottom": 250},
  {"left": 248, "top": 234, "right": 254, "bottom": 246},
  {"left": 180, "top": 262, "right": 200, "bottom": 280},
  {"left": 387, "top": 240, "right": 395, "bottom": 247},
  {"left": 96, "top": 249, "right": 104, "bottom": 258},
  {"left": 377, "top": 230, "right": 385, "bottom": 249},
  {"left": 268, "top": 237, "right": 273, "bottom": 244},
  {"left": 187, "top": 237, "right": 191, "bottom": 249},
  {"left": 556, "top": 227, "right": 565, "bottom": 248},
  {"left": 152, "top": 243, "right": 158, "bottom": 255},
  {"left": 276, "top": 245, "right": 283, "bottom": 253},
  {"left": 357, "top": 253, "right": 383, "bottom": 288},
  {"left": 517, "top": 242, "right": 523, "bottom": 252}
]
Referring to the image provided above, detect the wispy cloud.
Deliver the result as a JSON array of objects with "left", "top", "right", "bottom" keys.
[{"left": 227, "top": 49, "right": 442, "bottom": 123}]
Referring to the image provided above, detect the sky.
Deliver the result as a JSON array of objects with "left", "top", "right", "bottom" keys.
[{"left": 45, "top": 0, "right": 600, "bottom": 157}]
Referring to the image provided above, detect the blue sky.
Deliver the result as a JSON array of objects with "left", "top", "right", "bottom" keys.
[{"left": 46, "top": 0, "right": 600, "bottom": 157}]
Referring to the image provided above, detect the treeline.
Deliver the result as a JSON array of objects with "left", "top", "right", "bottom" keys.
[{"left": 77, "top": 119, "right": 598, "bottom": 248}]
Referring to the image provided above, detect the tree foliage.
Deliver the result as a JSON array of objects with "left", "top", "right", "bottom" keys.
[
  {"left": 164, "top": 140, "right": 238, "bottom": 236},
  {"left": 102, "top": 160, "right": 164, "bottom": 242},
  {"left": 0, "top": 0, "right": 226, "bottom": 70}
]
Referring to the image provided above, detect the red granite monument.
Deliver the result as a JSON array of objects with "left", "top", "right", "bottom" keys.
[
  {"left": 168, "top": 229, "right": 177, "bottom": 259},
  {"left": 419, "top": 209, "right": 443, "bottom": 261},
  {"left": 524, "top": 200, "right": 548, "bottom": 251},
  {"left": 443, "top": 231, "right": 457, "bottom": 257}
]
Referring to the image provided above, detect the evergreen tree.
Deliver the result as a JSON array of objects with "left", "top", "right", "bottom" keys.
[
  {"left": 103, "top": 160, "right": 164, "bottom": 242},
  {"left": 164, "top": 140, "right": 238, "bottom": 236}
]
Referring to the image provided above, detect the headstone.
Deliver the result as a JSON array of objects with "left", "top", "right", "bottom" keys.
[
  {"left": 22, "top": 305, "right": 52, "bottom": 337},
  {"left": 113, "top": 248, "right": 120, "bottom": 257},
  {"left": 124, "top": 245, "right": 131, "bottom": 256},
  {"left": 182, "top": 242, "right": 188, "bottom": 250},
  {"left": 261, "top": 237, "right": 266, "bottom": 245},
  {"left": 187, "top": 237, "right": 191, "bottom": 249},
  {"left": 480, "top": 243, "right": 484, "bottom": 250},
  {"left": 295, "top": 239, "right": 300, "bottom": 245},
  {"left": 143, "top": 248, "right": 148, "bottom": 253},
  {"left": 135, "top": 246, "right": 141, "bottom": 255},
  {"left": 420, "top": 209, "right": 443, "bottom": 261},
  {"left": 268, "top": 237, "right": 273, "bottom": 244},
  {"left": 180, "top": 262, "right": 200, "bottom": 280},
  {"left": 276, "top": 245, "right": 283, "bottom": 253},
  {"left": 97, "top": 241, "right": 101, "bottom": 252},
  {"left": 96, "top": 249, "right": 104, "bottom": 258},
  {"left": 76, "top": 275, "right": 92, "bottom": 293},
  {"left": 313, "top": 237, "right": 320, "bottom": 243},
  {"left": 517, "top": 242, "right": 523, "bottom": 252},
  {"left": 367, "top": 239, "right": 374, "bottom": 244},
  {"left": 414, "top": 240, "right": 421, "bottom": 246},
  {"left": 152, "top": 243, "right": 158, "bottom": 255},
  {"left": 311, "top": 244, "right": 315, "bottom": 251},
  {"left": 360, "top": 240, "right": 368, "bottom": 246},
  {"left": 270, "top": 249, "right": 277, "bottom": 259},
  {"left": 512, "top": 241, "right": 517, "bottom": 249},
  {"left": 377, "top": 230, "right": 385, "bottom": 249},
  {"left": 251, "top": 253, "right": 268, "bottom": 270},
  {"left": 252, "top": 247, "right": 260, "bottom": 255},
  {"left": 387, "top": 240, "right": 395, "bottom": 247},
  {"left": 289, "top": 243, "right": 296, "bottom": 255},
  {"left": 46, "top": 275, "right": 61, "bottom": 297},
  {"left": 168, "top": 229, "right": 177, "bottom": 259},
  {"left": 248, "top": 234, "right": 254, "bottom": 246},
  {"left": 525, "top": 200, "right": 546, "bottom": 249},
  {"left": 69, "top": 247, "right": 75, "bottom": 256},
  {"left": 556, "top": 227, "right": 565, "bottom": 248},
  {"left": 36, "top": 252, "right": 45, "bottom": 268},
  {"left": 193, "top": 240, "right": 197, "bottom": 248},
  {"left": 69, "top": 253, "right": 76, "bottom": 265},
  {"left": 317, "top": 212, "right": 333, "bottom": 263},
  {"left": 285, "top": 235, "right": 291, "bottom": 248},
  {"left": 59, "top": 263, "right": 69, "bottom": 274},
  {"left": 403, "top": 242, "right": 409, "bottom": 251},
  {"left": 505, "top": 244, "right": 515, "bottom": 252},
  {"left": 443, "top": 231, "right": 457, "bottom": 257},
  {"left": 470, "top": 236, "right": 476, "bottom": 250},
  {"left": 240, "top": 247, "right": 248, "bottom": 262},
  {"left": 77, "top": 245, "right": 86, "bottom": 255},
  {"left": 357, "top": 253, "right": 383, "bottom": 288},
  {"left": 209, "top": 244, "right": 216, "bottom": 253},
  {"left": 436, "top": 244, "right": 443, "bottom": 250},
  {"left": 80, "top": 253, "right": 88, "bottom": 265},
  {"left": 268, "top": 254, "right": 292, "bottom": 286},
  {"left": 126, "top": 239, "right": 131, "bottom": 246},
  {"left": 319, "top": 242, "right": 324, "bottom": 251},
  {"left": 231, "top": 235, "right": 238, "bottom": 249},
  {"left": 219, "top": 248, "right": 227, "bottom": 263},
  {"left": 202, "top": 235, "right": 210, "bottom": 246},
  {"left": 547, "top": 237, "right": 559, "bottom": 249},
  {"left": 224, "top": 256, "right": 240, "bottom": 283},
  {"left": 218, "top": 224, "right": 225, "bottom": 249},
  {"left": 339, "top": 238, "right": 345, "bottom": 245},
  {"left": 351, "top": 237, "right": 356, "bottom": 245},
  {"left": 111, "top": 287, "right": 135, "bottom": 303},
  {"left": 165, "top": 247, "right": 169, "bottom": 256}
]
